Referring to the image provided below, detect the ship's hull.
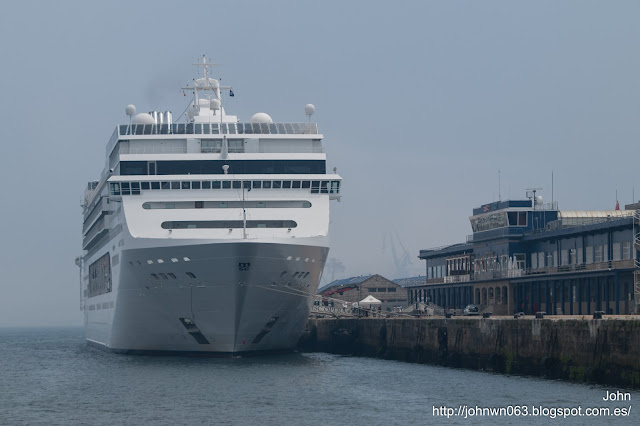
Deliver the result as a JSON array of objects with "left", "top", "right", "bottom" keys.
[{"left": 84, "top": 241, "right": 327, "bottom": 354}]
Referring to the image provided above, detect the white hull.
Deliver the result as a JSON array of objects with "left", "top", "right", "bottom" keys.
[{"left": 84, "top": 240, "right": 327, "bottom": 354}]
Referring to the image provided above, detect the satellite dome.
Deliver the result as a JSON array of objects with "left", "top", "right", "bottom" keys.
[
  {"left": 132, "top": 112, "right": 155, "bottom": 125},
  {"left": 305, "top": 104, "right": 315, "bottom": 116},
  {"left": 197, "top": 98, "right": 210, "bottom": 107},
  {"left": 250, "top": 112, "right": 273, "bottom": 124},
  {"left": 125, "top": 104, "right": 136, "bottom": 116},
  {"left": 210, "top": 99, "right": 221, "bottom": 110}
]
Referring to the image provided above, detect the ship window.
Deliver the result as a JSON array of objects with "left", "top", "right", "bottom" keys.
[
  {"left": 292, "top": 181, "right": 301, "bottom": 189},
  {"left": 253, "top": 181, "right": 262, "bottom": 189},
  {"left": 222, "top": 181, "right": 231, "bottom": 189},
  {"left": 195, "top": 201, "right": 203, "bottom": 209},
  {"left": 121, "top": 182, "right": 131, "bottom": 195},
  {"left": 131, "top": 182, "right": 140, "bottom": 195},
  {"left": 219, "top": 202, "right": 228, "bottom": 208},
  {"left": 192, "top": 181, "right": 201, "bottom": 189},
  {"left": 170, "top": 182, "right": 179, "bottom": 190},
  {"left": 282, "top": 181, "right": 291, "bottom": 189},
  {"left": 518, "top": 212, "right": 527, "bottom": 226},
  {"left": 171, "top": 258, "right": 178, "bottom": 263},
  {"left": 330, "top": 181, "right": 340, "bottom": 193},
  {"left": 311, "top": 181, "right": 320, "bottom": 193},
  {"left": 212, "top": 181, "right": 221, "bottom": 189},
  {"left": 167, "top": 273, "right": 176, "bottom": 279},
  {"left": 182, "top": 181, "right": 190, "bottom": 189},
  {"left": 165, "top": 203, "right": 175, "bottom": 209},
  {"left": 141, "top": 182, "right": 150, "bottom": 190},
  {"left": 232, "top": 181, "right": 241, "bottom": 189},
  {"left": 151, "top": 273, "right": 160, "bottom": 280},
  {"left": 263, "top": 181, "right": 272, "bottom": 189},
  {"left": 159, "top": 273, "right": 168, "bottom": 279},
  {"left": 228, "top": 139, "right": 244, "bottom": 153},
  {"left": 162, "top": 181, "right": 170, "bottom": 190},
  {"left": 110, "top": 183, "right": 120, "bottom": 195},
  {"left": 202, "top": 181, "right": 211, "bottom": 189},
  {"left": 243, "top": 181, "right": 251, "bottom": 189},
  {"left": 273, "top": 181, "right": 281, "bottom": 189},
  {"left": 186, "top": 272, "right": 196, "bottom": 278},
  {"left": 302, "top": 181, "right": 311, "bottom": 189},
  {"left": 302, "top": 202, "right": 311, "bottom": 208},
  {"left": 257, "top": 202, "right": 266, "bottom": 208},
  {"left": 201, "top": 139, "right": 222, "bottom": 153},
  {"left": 121, "top": 161, "right": 147, "bottom": 176},
  {"left": 321, "top": 181, "right": 329, "bottom": 193}
]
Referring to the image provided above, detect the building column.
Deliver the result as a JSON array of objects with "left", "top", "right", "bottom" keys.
[
  {"left": 615, "top": 272, "right": 620, "bottom": 315},
  {"left": 577, "top": 279, "right": 582, "bottom": 315},
  {"left": 586, "top": 278, "right": 591, "bottom": 315},
  {"left": 605, "top": 277, "right": 610, "bottom": 314},
  {"left": 596, "top": 278, "right": 601, "bottom": 312},
  {"left": 569, "top": 280, "right": 574, "bottom": 315},
  {"left": 561, "top": 280, "right": 565, "bottom": 315},
  {"left": 537, "top": 282, "right": 542, "bottom": 314},
  {"left": 544, "top": 281, "right": 549, "bottom": 314}
]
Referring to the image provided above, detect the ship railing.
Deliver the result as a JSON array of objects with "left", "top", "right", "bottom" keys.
[
  {"left": 117, "top": 122, "right": 319, "bottom": 137},
  {"left": 119, "top": 146, "right": 188, "bottom": 154}
]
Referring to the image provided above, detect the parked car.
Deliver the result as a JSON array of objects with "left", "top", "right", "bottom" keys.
[{"left": 463, "top": 304, "right": 480, "bottom": 316}]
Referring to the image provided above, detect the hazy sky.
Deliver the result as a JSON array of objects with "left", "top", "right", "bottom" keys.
[{"left": 1, "top": 1, "right": 639, "bottom": 326}]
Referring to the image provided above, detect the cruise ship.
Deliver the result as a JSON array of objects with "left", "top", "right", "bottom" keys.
[{"left": 78, "top": 57, "right": 341, "bottom": 354}]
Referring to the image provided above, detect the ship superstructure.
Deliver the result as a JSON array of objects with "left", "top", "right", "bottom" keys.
[{"left": 79, "top": 57, "right": 341, "bottom": 353}]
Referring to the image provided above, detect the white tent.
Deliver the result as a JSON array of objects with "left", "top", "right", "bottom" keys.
[{"left": 359, "top": 295, "right": 382, "bottom": 309}]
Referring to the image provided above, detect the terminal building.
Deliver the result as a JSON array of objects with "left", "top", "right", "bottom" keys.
[
  {"left": 411, "top": 194, "right": 640, "bottom": 315},
  {"left": 317, "top": 275, "right": 409, "bottom": 311}
]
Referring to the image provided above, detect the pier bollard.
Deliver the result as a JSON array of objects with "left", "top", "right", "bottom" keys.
[
  {"left": 482, "top": 312, "right": 492, "bottom": 318},
  {"left": 593, "top": 311, "right": 604, "bottom": 319},
  {"left": 445, "top": 313, "right": 452, "bottom": 318},
  {"left": 535, "top": 312, "right": 545, "bottom": 319}
]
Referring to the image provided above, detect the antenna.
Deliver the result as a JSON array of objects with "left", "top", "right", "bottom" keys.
[
  {"left": 551, "top": 170, "right": 554, "bottom": 206},
  {"left": 526, "top": 187, "right": 543, "bottom": 208},
  {"left": 498, "top": 169, "right": 501, "bottom": 201}
]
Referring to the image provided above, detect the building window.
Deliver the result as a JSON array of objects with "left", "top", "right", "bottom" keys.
[
  {"left": 613, "top": 243, "right": 621, "bottom": 261},
  {"left": 586, "top": 246, "right": 594, "bottom": 264},
  {"left": 387, "top": 287, "right": 396, "bottom": 292},
  {"left": 369, "top": 288, "right": 377, "bottom": 292},
  {"left": 623, "top": 242, "right": 631, "bottom": 260},
  {"left": 595, "top": 246, "right": 603, "bottom": 263}
]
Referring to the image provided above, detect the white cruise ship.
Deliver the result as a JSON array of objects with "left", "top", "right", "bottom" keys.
[{"left": 78, "top": 57, "right": 341, "bottom": 354}]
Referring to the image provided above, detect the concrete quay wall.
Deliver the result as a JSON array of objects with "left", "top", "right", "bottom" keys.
[{"left": 299, "top": 317, "right": 640, "bottom": 388}]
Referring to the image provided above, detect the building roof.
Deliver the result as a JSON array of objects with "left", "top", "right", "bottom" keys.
[
  {"left": 317, "top": 275, "right": 375, "bottom": 294},
  {"left": 393, "top": 276, "right": 427, "bottom": 288}
]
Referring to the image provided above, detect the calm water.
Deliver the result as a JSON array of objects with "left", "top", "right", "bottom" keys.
[{"left": 0, "top": 327, "right": 637, "bottom": 425}]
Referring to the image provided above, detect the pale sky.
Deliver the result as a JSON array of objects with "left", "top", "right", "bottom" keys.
[{"left": 1, "top": 0, "right": 639, "bottom": 325}]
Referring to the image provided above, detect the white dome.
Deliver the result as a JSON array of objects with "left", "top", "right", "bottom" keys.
[
  {"left": 250, "top": 112, "right": 273, "bottom": 124},
  {"left": 197, "top": 98, "right": 210, "bottom": 107},
  {"left": 132, "top": 113, "right": 155, "bottom": 125},
  {"left": 305, "top": 104, "right": 315, "bottom": 116},
  {"left": 125, "top": 104, "right": 136, "bottom": 116},
  {"left": 210, "top": 99, "right": 221, "bottom": 110}
]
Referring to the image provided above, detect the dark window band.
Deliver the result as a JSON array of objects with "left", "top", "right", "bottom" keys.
[
  {"left": 161, "top": 220, "right": 297, "bottom": 229},
  {"left": 121, "top": 160, "right": 325, "bottom": 175}
]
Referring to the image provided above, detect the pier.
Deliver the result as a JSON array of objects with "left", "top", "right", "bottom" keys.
[{"left": 299, "top": 315, "right": 640, "bottom": 388}]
